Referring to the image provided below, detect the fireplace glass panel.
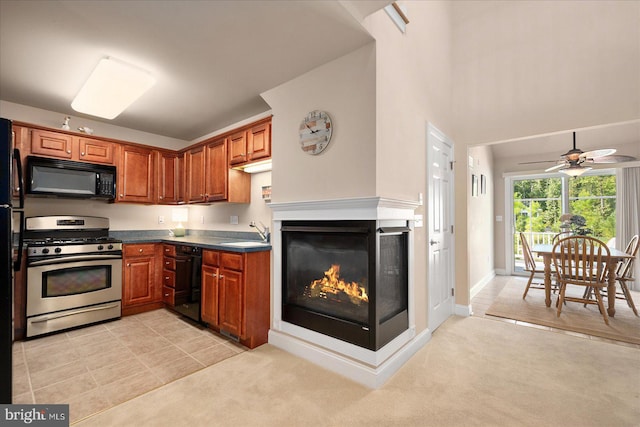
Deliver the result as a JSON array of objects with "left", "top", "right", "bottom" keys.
[
  {"left": 284, "top": 229, "right": 370, "bottom": 325},
  {"left": 379, "top": 233, "right": 408, "bottom": 323}
]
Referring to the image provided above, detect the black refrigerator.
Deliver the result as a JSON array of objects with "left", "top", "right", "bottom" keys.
[{"left": 1, "top": 117, "right": 24, "bottom": 403}]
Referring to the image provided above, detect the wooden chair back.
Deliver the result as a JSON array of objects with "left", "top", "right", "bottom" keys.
[
  {"left": 552, "top": 231, "right": 573, "bottom": 244},
  {"left": 552, "top": 236, "right": 610, "bottom": 285},
  {"left": 520, "top": 233, "right": 536, "bottom": 272},
  {"left": 616, "top": 235, "right": 639, "bottom": 279}
]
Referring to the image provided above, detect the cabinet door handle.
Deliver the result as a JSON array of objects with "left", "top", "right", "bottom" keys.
[
  {"left": 165, "top": 261, "right": 170, "bottom": 265},
  {"left": 165, "top": 276, "right": 169, "bottom": 280},
  {"left": 219, "top": 274, "right": 224, "bottom": 279},
  {"left": 165, "top": 293, "right": 169, "bottom": 297},
  {"left": 139, "top": 249, "right": 143, "bottom": 253},
  {"left": 127, "top": 263, "right": 131, "bottom": 267},
  {"left": 67, "top": 150, "right": 71, "bottom": 154},
  {"left": 81, "top": 152, "right": 85, "bottom": 156}
]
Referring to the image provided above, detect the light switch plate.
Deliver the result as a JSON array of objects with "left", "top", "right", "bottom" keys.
[
  {"left": 414, "top": 214, "right": 423, "bottom": 228},
  {"left": 158, "top": 216, "right": 165, "bottom": 224},
  {"left": 230, "top": 215, "right": 239, "bottom": 225}
]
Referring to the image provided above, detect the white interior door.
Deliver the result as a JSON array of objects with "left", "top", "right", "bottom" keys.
[{"left": 427, "top": 123, "right": 454, "bottom": 331}]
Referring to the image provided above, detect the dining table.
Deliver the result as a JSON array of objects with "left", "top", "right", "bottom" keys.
[{"left": 532, "top": 243, "right": 634, "bottom": 317}]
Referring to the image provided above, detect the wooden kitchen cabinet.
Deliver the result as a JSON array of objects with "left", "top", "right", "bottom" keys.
[
  {"left": 201, "top": 249, "right": 270, "bottom": 348},
  {"left": 161, "top": 244, "right": 190, "bottom": 308},
  {"left": 186, "top": 138, "right": 250, "bottom": 204},
  {"left": 122, "top": 243, "right": 163, "bottom": 315},
  {"left": 228, "top": 120, "right": 271, "bottom": 167},
  {"left": 118, "top": 144, "right": 155, "bottom": 203},
  {"left": 77, "top": 137, "right": 116, "bottom": 164},
  {"left": 201, "top": 264, "right": 219, "bottom": 326},
  {"left": 185, "top": 145, "right": 206, "bottom": 203},
  {"left": 29, "top": 129, "right": 73, "bottom": 159},
  {"left": 28, "top": 128, "right": 116, "bottom": 165},
  {"left": 156, "top": 151, "right": 182, "bottom": 204}
]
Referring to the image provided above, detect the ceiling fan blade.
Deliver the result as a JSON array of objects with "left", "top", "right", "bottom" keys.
[
  {"left": 545, "top": 163, "right": 567, "bottom": 172},
  {"left": 580, "top": 148, "right": 616, "bottom": 159},
  {"left": 586, "top": 154, "right": 637, "bottom": 164}
]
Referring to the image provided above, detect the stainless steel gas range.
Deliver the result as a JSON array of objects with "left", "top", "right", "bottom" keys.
[{"left": 24, "top": 216, "right": 122, "bottom": 337}]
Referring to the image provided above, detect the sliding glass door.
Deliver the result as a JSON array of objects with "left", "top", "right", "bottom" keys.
[{"left": 510, "top": 171, "right": 616, "bottom": 273}]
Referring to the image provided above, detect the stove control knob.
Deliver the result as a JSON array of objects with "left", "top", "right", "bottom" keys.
[
  {"left": 107, "top": 244, "right": 114, "bottom": 250},
  {"left": 42, "top": 248, "right": 49, "bottom": 254},
  {"left": 98, "top": 245, "right": 104, "bottom": 251},
  {"left": 54, "top": 247, "right": 62, "bottom": 253}
]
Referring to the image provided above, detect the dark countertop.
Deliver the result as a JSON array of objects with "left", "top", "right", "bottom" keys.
[{"left": 111, "top": 231, "right": 271, "bottom": 253}]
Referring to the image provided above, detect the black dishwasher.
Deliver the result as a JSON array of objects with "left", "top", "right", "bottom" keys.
[{"left": 173, "top": 245, "right": 202, "bottom": 322}]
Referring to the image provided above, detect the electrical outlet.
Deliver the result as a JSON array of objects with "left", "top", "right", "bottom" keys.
[
  {"left": 158, "top": 216, "right": 165, "bottom": 224},
  {"left": 230, "top": 215, "right": 239, "bottom": 225}
]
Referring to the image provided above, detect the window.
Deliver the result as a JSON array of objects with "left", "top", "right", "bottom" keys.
[{"left": 510, "top": 171, "right": 616, "bottom": 272}]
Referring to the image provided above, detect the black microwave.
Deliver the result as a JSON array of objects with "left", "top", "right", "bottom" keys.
[{"left": 26, "top": 156, "right": 117, "bottom": 200}]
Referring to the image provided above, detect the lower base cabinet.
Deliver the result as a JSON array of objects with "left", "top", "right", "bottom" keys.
[
  {"left": 201, "top": 249, "right": 270, "bottom": 349},
  {"left": 122, "top": 243, "right": 163, "bottom": 316}
]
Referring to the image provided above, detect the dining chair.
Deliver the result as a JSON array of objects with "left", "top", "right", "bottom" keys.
[
  {"left": 552, "top": 235, "right": 611, "bottom": 325},
  {"left": 585, "top": 235, "right": 639, "bottom": 316},
  {"left": 520, "top": 232, "right": 547, "bottom": 299},
  {"left": 552, "top": 230, "right": 573, "bottom": 244}
]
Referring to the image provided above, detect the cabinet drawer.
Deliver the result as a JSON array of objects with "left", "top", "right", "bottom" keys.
[
  {"left": 163, "top": 257, "right": 176, "bottom": 271},
  {"left": 203, "top": 250, "right": 219, "bottom": 266},
  {"left": 162, "top": 286, "right": 175, "bottom": 306},
  {"left": 163, "top": 269, "right": 176, "bottom": 288},
  {"left": 221, "top": 252, "right": 243, "bottom": 271},
  {"left": 163, "top": 244, "right": 176, "bottom": 257},
  {"left": 124, "top": 244, "right": 156, "bottom": 257}
]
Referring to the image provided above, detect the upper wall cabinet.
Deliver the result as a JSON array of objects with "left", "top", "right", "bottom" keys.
[
  {"left": 186, "top": 137, "right": 250, "bottom": 204},
  {"left": 156, "top": 151, "right": 183, "bottom": 205},
  {"left": 228, "top": 120, "right": 271, "bottom": 167},
  {"left": 118, "top": 145, "right": 155, "bottom": 203},
  {"left": 28, "top": 128, "right": 116, "bottom": 165}
]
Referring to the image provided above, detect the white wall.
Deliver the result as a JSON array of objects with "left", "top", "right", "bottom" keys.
[
  {"left": 467, "top": 145, "right": 495, "bottom": 287},
  {"left": 362, "top": 1, "right": 454, "bottom": 329},
  {"left": 261, "top": 43, "right": 377, "bottom": 203}
]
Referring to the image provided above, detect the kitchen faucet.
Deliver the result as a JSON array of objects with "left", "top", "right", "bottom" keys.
[{"left": 250, "top": 221, "right": 270, "bottom": 243}]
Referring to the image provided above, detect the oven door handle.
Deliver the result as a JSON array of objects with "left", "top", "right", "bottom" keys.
[
  {"left": 28, "top": 254, "right": 123, "bottom": 266},
  {"left": 30, "top": 303, "right": 120, "bottom": 323}
]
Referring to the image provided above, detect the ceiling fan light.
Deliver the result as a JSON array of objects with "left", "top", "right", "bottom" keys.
[
  {"left": 560, "top": 165, "right": 591, "bottom": 177},
  {"left": 71, "top": 57, "right": 155, "bottom": 119}
]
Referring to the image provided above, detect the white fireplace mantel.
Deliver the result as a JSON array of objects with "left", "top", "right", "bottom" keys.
[{"left": 268, "top": 197, "right": 431, "bottom": 388}]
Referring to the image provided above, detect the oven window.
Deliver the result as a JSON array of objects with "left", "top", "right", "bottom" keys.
[{"left": 43, "top": 265, "right": 111, "bottom": 297}]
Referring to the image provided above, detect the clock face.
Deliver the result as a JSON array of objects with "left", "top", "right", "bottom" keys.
[{"left": 299, "top": 110, "right": 332, "bottom": 155}]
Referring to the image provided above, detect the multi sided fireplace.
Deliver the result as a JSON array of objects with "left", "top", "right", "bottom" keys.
[{"left": 282, "top": 220, "right": 409, "bottom": 350}]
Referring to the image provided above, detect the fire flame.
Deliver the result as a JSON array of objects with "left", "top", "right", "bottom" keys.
[{"left": 309, "top": 264, "right": 369, "bottom": 305}]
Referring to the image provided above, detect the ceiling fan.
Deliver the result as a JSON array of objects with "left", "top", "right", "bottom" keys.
[{"left": 520, "top": 132, "right": 636, "bottom": 176}]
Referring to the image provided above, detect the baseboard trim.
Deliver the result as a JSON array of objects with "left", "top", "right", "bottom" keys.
[
  {"left": 455, "top": 304, "right": 472, "bottom": 317},
  {"left": 470, "top": 270, "right": 496, "bottom": 299}
]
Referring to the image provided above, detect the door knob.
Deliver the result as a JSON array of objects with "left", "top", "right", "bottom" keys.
[{"left": 429, "top": 239, "right": 439, "bottom": 246}]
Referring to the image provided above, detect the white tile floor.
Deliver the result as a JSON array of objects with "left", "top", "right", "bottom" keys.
[{"left": 12, "top": 309, "right": 246, "bottom": 423}]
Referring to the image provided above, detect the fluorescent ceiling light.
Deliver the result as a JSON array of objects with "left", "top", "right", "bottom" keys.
[
  {"left": 71, "top": 57, "right": 155, "bottom": 119},
  {"left": 560, "top": 165, "right": 591, "bottom": 177}
]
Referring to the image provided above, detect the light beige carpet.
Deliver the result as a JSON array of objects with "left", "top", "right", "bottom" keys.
[
  {"left": 74, "top": 316, "right": 640, "bottom": 427},
  {"left": 486, "top": 280, "right": 640, "bottom": 345}
]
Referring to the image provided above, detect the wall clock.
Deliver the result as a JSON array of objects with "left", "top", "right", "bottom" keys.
[{"left": 299, "top": 110, "right": 332, "bottom": 155}]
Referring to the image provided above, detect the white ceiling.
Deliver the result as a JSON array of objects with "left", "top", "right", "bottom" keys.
[{"left": 0, "top": 0, "right": 389, "bottom": 141}]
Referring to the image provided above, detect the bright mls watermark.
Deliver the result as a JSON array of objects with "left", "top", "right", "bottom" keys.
[{"left": 1, "top": 405, "right": 69, "bottom": 426}]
